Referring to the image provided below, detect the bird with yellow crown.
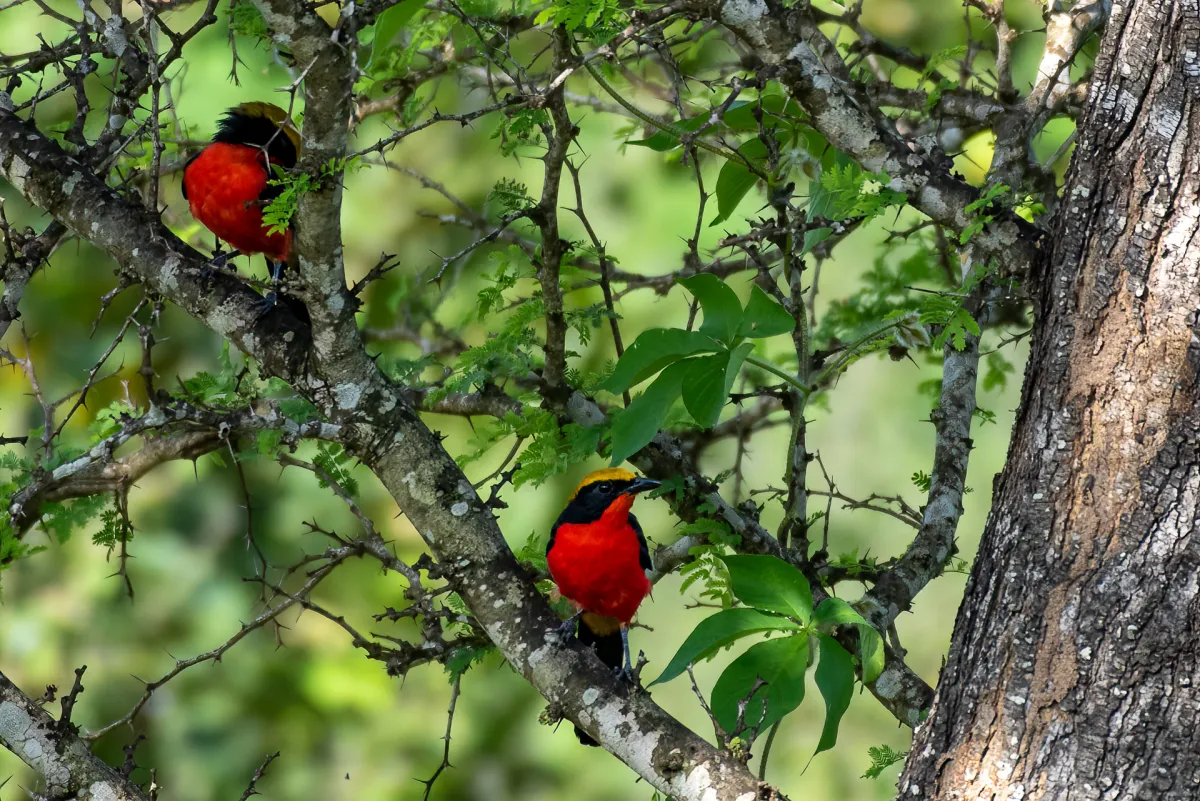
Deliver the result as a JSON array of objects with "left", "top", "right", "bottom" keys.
[{"left": 546, "top": 467, "right": 661, "bottom": 746}]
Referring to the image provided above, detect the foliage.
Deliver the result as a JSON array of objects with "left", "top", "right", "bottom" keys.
[
  {"left": 492, "top": 109, "right": 551, "bottom": 157},
  {"left": 0, "top": 0, "right": 1052, "bottom": 790},
  {"left": 367, "top": 0, "right": 425, "bottom": 70},
  {"left": 862, "top": 744, "right": 909, "bottom": 779},
  {"left": 262, "top": 158, "right": 361, "bottom": 236},
  {"left": 810, "top": 163, "right": 907, "bottom": 223},
  {"left": 227, "top": 1, "right": 270, "bottom": 41},
  {"left": 654, "top": 555, "right": 885, "bottom": 755},
  {"left": 959, "top": 183, "right": 1010, "bottom": 245},
  {"left": 313, "top": 443, "right": 360, "bottom": 496},
  {"left": 603, "top": 275, "right": 793, "bottom": 464},
  {"left": 534, "top": 0, "right": 624, "bottom": 42},
  {"left": 487, "top": 179, "right": 535, "bottom": 216}
]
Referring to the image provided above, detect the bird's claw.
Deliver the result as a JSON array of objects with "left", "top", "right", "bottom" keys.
[
  {"left": 556, "top": 617, "right": 579, "bottom": 639},
  {"left": 201, "top": 249, "right": 240, "bottom": 279},
  {"left": 256, "top": 291, "right": 279, "bottom": 316},
  {"left": 612, "top": 664, "right": 636, "bottom": 685}
]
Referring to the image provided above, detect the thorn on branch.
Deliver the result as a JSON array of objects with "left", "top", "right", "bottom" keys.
[
  {"left": 55, "top": 665, "right": 87, "bottom": 743},
  {"left": 418, "top": 675, "right": 460, "bottom": 801},
  {"left": 237, "top": 751, "right": 281, "bottom": 801},
  {"left": 121, "top": 734, "right": 146, "bottom": 778},
  {"left": 350, "top": 252, "right": 399, "bottom": 296}
]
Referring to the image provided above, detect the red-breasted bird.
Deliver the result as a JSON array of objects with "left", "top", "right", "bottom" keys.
[
  {"left": 181, "top": 102, "right": 300, "bottom": 308},
  {"left": 547, "top": 467, "right": 660, "bottom": 746}
]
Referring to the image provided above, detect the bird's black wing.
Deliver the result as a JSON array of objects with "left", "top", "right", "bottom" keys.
[
  {"left": 180, "top": 151, "right": 201, "bottom": 200},
  {"left": 629, "top": 513, "right": 653, "bottom": 573},
  {"left": 546, "top": 509, "right": 567, "bottom": 558}
]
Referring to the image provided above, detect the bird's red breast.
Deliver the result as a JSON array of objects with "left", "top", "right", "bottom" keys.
[
  {"left": 182, "top": 142, "right": 291, "bottom": 262},
  {"left": 547, "top": 494, "right": 651, "bottom": 624}
]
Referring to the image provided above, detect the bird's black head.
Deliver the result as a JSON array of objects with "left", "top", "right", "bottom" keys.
[
  {"left": 556, "top": 468, "right": 661, "bottom": 525},
  {"left": 213, "top": 102, "right": 300, "bottom": 168}
]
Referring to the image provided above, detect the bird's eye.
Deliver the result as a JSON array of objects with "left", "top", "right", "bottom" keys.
[{"left": 597, "top": 482, "right": 613, "bottom": 494}]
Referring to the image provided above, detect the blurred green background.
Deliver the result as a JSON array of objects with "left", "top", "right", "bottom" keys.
[{"left": 0, "top": 0, "right": 1056, "bottom": 797}]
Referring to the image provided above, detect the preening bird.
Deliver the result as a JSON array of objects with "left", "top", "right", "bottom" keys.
[
  {"left": 546, "top": 467, "right": 660, "bottom": 746},
  {"left": 181, "top": 101, "right": 300, "bottom": 308}
]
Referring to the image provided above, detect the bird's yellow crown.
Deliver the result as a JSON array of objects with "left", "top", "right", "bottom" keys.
[{"left": 568, "top": 468, "right": 637, "bottom": 501}]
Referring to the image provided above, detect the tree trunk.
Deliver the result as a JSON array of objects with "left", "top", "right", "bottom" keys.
[{"left": 901, "top": 2, "right": 1200, "bottom": 798}]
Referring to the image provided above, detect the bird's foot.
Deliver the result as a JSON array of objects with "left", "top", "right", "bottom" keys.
[
  {"left": 201, "top": 253, "right": 239, "bottom": 286},
  {"left": 202, "top": 249, "right": 240, "bottom": 279},
  {"left": 612, "top": 663, "right": 635, "bottom": 684},
  {"left": 256, "top": 291, "right": 279, "bottom": 316},
  {"left": 556, "top": 616, "right": 579, "bottom": 639}
]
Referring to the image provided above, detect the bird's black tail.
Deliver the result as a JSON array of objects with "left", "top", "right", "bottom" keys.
[{"left": 574, "top": 615, "right": 623, "bottom": 746}]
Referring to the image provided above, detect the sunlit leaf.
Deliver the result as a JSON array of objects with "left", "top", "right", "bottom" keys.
[
  {"left": 601, "top": 329, "right": 722, "bottom": 394},
  {"left": 681, "top": 274, "right": 743, "bottom": 344},
  {"left": 738, "top": 286, "right": 795, "bottom": 339},
  {"left": 368, "top": 0, "right": 424, "bottom": 69},
  {"left": 812, "top": 597, "right": 885, "bottom": 683},
  {"left": 711, "top": 633, "right": 809, "bottom": 733},
  {"left": 711, "top": 140, "right": 768, "bottom": 227},
  {"left": 721, "top": 554, "right": 813, "bottom": 623},
  {"left": 813, "top": 634, "right": 854, "bottom": 756},
  {"left": 650, "top": 608, "right": 802, "bottom": 686},
  {"left": 608, "top": 360, "right": 689, "bottom": 466}
]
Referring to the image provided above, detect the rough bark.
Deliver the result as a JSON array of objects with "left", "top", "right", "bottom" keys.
[
  {"left": 0, "top": 671, "right": 150, "bottom": 801},
  {"left": 902, "top": 2, "right": 1200, "bottom": 798}
]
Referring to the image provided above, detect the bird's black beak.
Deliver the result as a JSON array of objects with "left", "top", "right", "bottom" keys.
[{"left": 623, "top": 477, "right": 661, "bottom": 495}]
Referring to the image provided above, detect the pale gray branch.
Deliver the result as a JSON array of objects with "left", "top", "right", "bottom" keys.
[{"left": 0, "top": 669, "right": 150, "bottom": 801}]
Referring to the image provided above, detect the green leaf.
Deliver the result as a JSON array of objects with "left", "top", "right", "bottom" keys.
[
  {"left": 808, "top": 150, "right": 857, "bottom": 220},
  {"left": 681, "top": 274, "right": 743, "bottom": 344},
  {"left": 813, "top": 634, "right": 854, "bottom": 756},
  {"left": 722, "top": 95, "right": 797, "bottom": 131},
  {"left": 627, "top": 114, "right": 708, "bottom": 151},
  {"left": 681, "top": 352, "right": 732, "bottom": 429},
  {"left": 626, "top": 100, "right": 766, "bottom": 151},
  {"left": 368, "top": 0, "right": 424, "bottom": 69},
  {"left": 608, "top": 361, "right": 689, "bottom": 466},
  {"left": 680, "top": 342, "right": 752, "bottom": 428},
  {"left": 601, "top": 329, "right": 722, "bottom": 394},
  {"left": 650, "top": 608, "right": 802, "bottom": 686},
  {"left": 727, "top": 341, "right": 754, "bottom": 382},
  {"left": 812, "top": 597, "right": 864, "bottom": 629},
  {"left": 812, "top": 598, "right": 885, "bottom": 683},
  {"left": 738, "top": 286, "right": 795, "bottom": 338},
  {"left": 721, "top": 554, "right": 813, "bottom": 623},
  {"left": 256, "top": 430, "right": 283, "bottom": 457},
  {"left": 856, "top": 623, "right": 885, "bottom": 684},
  {"left": 710, "top": 140, "right": 768, "bottom": 227},
  {"left": 227, "top": 2, "right": 269, "bottom": 40},
  {"left": 799, "top": 227, "right": 833, "bottom": 256},
  {"left": 934, "top": 308, "right": 982, "bottom": 351},
  {"left": 862, "top": 744, "right": 909, "bottom": 779},
  {"left": 710, "top": 634, "right": 809, "bottom": 733}
]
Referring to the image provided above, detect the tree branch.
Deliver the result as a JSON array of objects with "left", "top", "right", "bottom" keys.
[
  {"left": 686, "top": 0, "right": 1038, "bottom": 268},
  {"left": 533, "top": 28, "right": 576, "bottom": 401},
  {"left": 0, "top": 669, "right": 150, "bottom": 801},
  {"left": 6, "top": 402, "right": 340, "bottom": 537},
  {"left": 858, "top": 333, "right": 980, "bottom": 633},
  {"left": 0, "top": 96, "right": 784, "bottom": 801}
]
